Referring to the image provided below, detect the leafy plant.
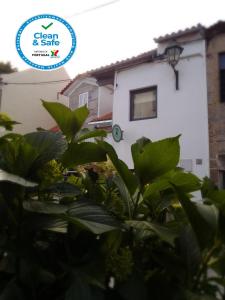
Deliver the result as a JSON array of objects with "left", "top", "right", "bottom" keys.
[
  {"left": 0, "top": 113, "right": 20, "bottom": 131},
  {"left": 0, "top": 101, "right": 224, "bottom": 299}
]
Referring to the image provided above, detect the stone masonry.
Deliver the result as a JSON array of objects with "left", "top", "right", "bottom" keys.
[{"left": 207, "top": 27, "right": 225, "bottom": 186}]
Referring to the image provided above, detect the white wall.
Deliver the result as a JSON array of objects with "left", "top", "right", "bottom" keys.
[
  {"left": 58, "top": 93, "right": 69, "bottom": 107},
  {"left": 112, "top": 40, "right": 209, "bottom": 178},
  {"left": 1, "top": 67, "right": 70, "bottom": 133},
  {"left": 98, "top": 85, "right": 113, "bottom": 116}
]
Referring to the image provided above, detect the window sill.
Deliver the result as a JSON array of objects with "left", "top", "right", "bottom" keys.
[{"left": 130, "top": 116, "right": 157, "bottom": 121}]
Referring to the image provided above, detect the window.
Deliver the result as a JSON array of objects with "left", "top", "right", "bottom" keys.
[
  {"left": 219, "top": 170, "right": 225, "bottom": 189},
  {"left": 130, "top": 86, "right": 157, "bottom": 121},
  {"left": 79, "top": 92, "right": 88, "bottom": 107},
  {"left": 219, "top": 53, "right": 225, "bottom": 102}
]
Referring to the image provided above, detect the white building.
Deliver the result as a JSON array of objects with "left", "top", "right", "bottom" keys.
[
  {"left": 61, "top": 24, "right": 209, "bottom": 179},
  {"left": 0, "top": 67, "right": 70, "bottom": 133}
]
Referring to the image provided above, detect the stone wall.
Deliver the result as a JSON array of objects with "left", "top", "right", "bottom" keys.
[{"left": 207, "top": 33, "right": 225, "bottom": 186}]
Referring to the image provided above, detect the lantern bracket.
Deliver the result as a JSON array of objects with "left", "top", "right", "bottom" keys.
[{"left": 164, "top": 44, "right": 183, "bottom": 90}]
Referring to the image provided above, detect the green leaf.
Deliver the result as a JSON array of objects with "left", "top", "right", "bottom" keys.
[
  {"left": 0, "top": 131, "right": 67, "bottom": 177},
  {"left": 208, "top": 276, "right": 225, "bottom": 286},
  {"left": 62, "top": 142, "right": 107, "bottom": 167},
  {"left": 42, "top": 101, "right": 89, "bottom": 139},
  {"left": 210, "top": 253, "right": 225, "bottom": 277},
  {"left": 113, "top": 175, "right": 134, "bottom": 218},
  {"left": 177, "top": 226, "right": 201, "bottom": 279},
  {"left": 144, "top": 179, "right": 171, "bottom": 199},
  {"left": 24, "top": 131, "right": 67, "bottom": 167},
  {"left": 177, "top": 191, "right": 218, "bottom": 249},
  {"left": 23, "top": 201, "right": 68, "bottom": 214},
  {"left": 0, "top": 113, "right": 20, "bottom": 131},
  {"left": 76, "top": 128, "right": 107, "bottom": 142},
  {"left": 0, "top": 136, "right": 39, "bottom": 176},
  {"left": 0, "top": 169, "right": 37, "bottom": 187},
  {"left": 0, "top": 133, "right": 22, "bottom": 141},
  {"left": 144, "top": 171, "right": 200, "bottom": 201},
  {"left": 169, "top": 171, "right": 201, "bottom": 193},
  {"left": 44, "top": 219, "right": 68, "bottom": 233},
  {"left": 131, "top": 136, "right": 180, "bottom": 184},
  {"left": 23, "top": 214, "right": 67, "bottom": 233},
  {"left": 44, "top": 182, "right": 81, "bottom": 196},
  {"left": 66, "top": 200, "right": 119, "bottom": 234},
  {"left": 127, "top": 220, "right": 178, "bottom": 246},
  {"left": 102, "top": 230, "right": 123, "bottom": 253},
  {"left": 206, "top": 189, "right": 225, "bottom": 214},
  {"left": 201, "top": 177, "right": 217, "bottom": 199},
  {"left": 98, "top": 141, "right": 139, "bottom": 195},
  {"left": 26, "top": 200, "right": 119, "bottom": 233}
]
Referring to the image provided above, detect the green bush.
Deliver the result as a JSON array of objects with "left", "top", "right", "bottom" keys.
[{"left": 0, "top": 103, "right": 224, "bottom": 299}]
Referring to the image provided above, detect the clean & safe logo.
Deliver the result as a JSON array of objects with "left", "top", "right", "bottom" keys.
[{"left": 16, "top": 14, "right": 76, "bottom": 70}]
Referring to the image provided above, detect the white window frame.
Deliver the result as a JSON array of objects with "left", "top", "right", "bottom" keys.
[{"left": 78, "top": 92, "right": 89, "bottom": 107}]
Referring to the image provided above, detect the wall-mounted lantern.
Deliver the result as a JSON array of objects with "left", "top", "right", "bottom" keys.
[{"left": 164, "top": 44, "right": 183, "bottom": 90}]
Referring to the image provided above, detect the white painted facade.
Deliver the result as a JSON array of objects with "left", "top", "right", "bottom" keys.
[
  {"left": 60, "top": 30, "right": 209, "bottom": 179},
  {"left": 0, "top": 67, "right": 70, "bottom": 134},
  {"left": 111, "top": 39, "right": 209, "bottom": 178},
  {"left": 98, "top": 85, "right": 113, "bottom": 116}
]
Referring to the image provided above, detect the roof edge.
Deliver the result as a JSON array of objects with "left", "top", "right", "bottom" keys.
[
  {"left": 60, "top": 49, "right": 157, "bottom": 95},
  {"left": 154, "top": 23, "right": 204, "bottom": 43}
]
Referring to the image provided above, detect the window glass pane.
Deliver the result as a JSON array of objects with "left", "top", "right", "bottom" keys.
[
  {"left": 220, "top": 54, "right": 225, "bottom": 69},
  {"left": 220, "top": 54, "right": 225, "bottom": 102},
  {"left": 220, "top": 70, "right": 225, "bottom": 102},
  {"left": 79, "top": 92, "right": 88, "bottom": 107},
  {"left": 132, "top": 89, "right": 156, "bottom": 120},
  {"left": 219, "top": 170, "right": 225, "bottom": 189}
]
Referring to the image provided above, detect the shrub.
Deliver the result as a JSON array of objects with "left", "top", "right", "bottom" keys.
[{"left": 0, "top": 102, "right": 224, "bottom": 299}]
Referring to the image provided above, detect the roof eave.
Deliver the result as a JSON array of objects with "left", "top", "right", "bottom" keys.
[
  {"left": 154, "top": 24, "right": 205, "bottom": 43},
  {"left": 61, "top": 49, "right": 157, "bottom": 94}
]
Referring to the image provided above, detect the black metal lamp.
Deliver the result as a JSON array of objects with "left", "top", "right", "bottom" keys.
[{"left": 164, "top": 44, "right": 183, "bottom": 90}]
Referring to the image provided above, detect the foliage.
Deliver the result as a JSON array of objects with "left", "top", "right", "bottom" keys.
[
  {"left": 0, "top": 61, "right": 17, "bottom": 74},
  {"left": 0, "top": 113, "right": 20, "bottom": 131},
  {"left": 106, "top": 247, "right": 133, "bottom": 282},
  {"left": 0, "top": 101, "right": 225, "bottom": 299},
  {"left": 37, "top": 159, "right": 63, "bottom": 188}
]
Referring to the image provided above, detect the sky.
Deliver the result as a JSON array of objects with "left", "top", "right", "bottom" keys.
[{"left": 1, "top": 0, "right": 225, "bottom": 79}]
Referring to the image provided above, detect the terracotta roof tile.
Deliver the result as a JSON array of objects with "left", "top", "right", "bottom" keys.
[
  {"left": 205, "top": 20, "right": 225, "bottom": 40},
  {"left": 88, "top": 49, "right": 156, "bottom": 74},
  {"left": 61, "top": 21, "right": 224, "bottom": 96},
  {"left": 50, "top": 125, "right": 60, "bottom": 132},
  {"left": 60, "top": 49, "right": 157, "bottom": 94},
  {"left": 154, "top": 23, "right": 204, "bottom": 43}
]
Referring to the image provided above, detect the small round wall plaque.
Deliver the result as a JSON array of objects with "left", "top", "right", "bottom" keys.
[{"left": 112, "top": 124, "right": 123, "bottom": 142}]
